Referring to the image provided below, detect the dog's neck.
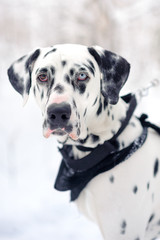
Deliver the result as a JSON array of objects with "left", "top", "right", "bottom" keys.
[
  {"left": 57, "top": 96, "right": 143, "bottom": 159},
  {"left": 59, "top": 97, "right": 140, "bottom": 147},
  {"left": 78, "top": 98, "right": 127, "bottom": 146}
]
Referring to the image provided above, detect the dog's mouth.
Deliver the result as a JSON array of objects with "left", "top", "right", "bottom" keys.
[
  {"left": 44, "top": 128, "right": 66, "bottom": 138},
  {"left": 43, "top": 125, "right": 79, "bottom": 141},
  {"left": 43, "top": 102, "right": 80, "bottom": 141}
]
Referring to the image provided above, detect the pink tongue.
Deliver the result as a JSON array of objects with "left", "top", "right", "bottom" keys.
[
  {"left": 44, "top": 128, "right": 78, "bottom": 140},
  {"left": 69, "top": 132, "right": 78, "bottom": 140},
  {"left": 43, "top": 129, "right": 55, "bottom": 138}
]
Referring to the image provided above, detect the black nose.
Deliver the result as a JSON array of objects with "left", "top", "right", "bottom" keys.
[{"left": 47, "top": 103, "right": 71, "bottom": 129}]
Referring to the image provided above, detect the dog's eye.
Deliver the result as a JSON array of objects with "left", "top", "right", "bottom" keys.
[
  {"left": 38, "top": 74, "right": 48, "bottom": 82},
  {"left": 77, "top": 73, "right": 88, "bottom": 81}
]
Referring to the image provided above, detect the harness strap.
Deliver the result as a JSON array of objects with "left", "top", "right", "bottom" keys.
[
  {"left": 140, "top": 114, "right": 160, "bottom": 134},
  {"left": 111, "top": 93, "right": 137, "bottom": 141},
  {"left": 55, "top": 124, "right": 148, "bottom": 185}
]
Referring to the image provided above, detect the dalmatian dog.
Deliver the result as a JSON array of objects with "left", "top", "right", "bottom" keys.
[{"left": 8, "top": 44, "right": 160, "bottom": 240}]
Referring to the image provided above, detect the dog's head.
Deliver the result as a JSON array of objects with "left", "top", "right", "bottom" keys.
[{"left": 8, "top": 44, "right": 130, "bottom": 142}]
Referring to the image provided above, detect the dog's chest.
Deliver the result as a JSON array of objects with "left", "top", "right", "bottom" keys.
[{"left": 75, "top": 127, "right": 160, "bottom": 238}]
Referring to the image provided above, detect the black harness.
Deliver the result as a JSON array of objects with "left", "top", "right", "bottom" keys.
[{"left": 54, "top": 94, "right": 160, "bottom": 201}]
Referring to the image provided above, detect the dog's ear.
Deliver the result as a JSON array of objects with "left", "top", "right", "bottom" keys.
[
  {"left": 7, "top": 49, "right": 40, "bottom": 106},
  {"left": 88, "top": 46, "right": 130, "bottom": 104}
]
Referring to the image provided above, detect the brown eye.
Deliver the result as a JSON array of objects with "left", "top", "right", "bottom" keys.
[{"left": 38, "top": 74, "right": 48, "bottom": 82}]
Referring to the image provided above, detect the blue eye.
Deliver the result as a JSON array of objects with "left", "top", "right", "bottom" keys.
[{"left": 77, "top": 73, "right": 88, "bottom": 81}]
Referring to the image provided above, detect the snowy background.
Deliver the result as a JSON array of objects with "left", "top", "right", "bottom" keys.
[{"left": 1, "top": 0, "right": 160, "bottom": 239}]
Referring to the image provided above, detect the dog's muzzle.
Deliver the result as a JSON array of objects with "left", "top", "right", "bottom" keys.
[{"left": 43, "top": 102, "right": 75, "bottom": 138}]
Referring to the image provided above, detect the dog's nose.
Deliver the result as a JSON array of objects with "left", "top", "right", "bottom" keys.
[{"left": 47, "top": 103, "right": 71, "bottom": 129}]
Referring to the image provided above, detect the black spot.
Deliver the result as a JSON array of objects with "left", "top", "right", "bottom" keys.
[
  {"left": 69, "top": 68, "right": 75, "bottom": 76},
  {"left": 25, "top": 49, "right": 40, "bottom": 72},
  {"left": 54, "top": 84, "right": 64, "bottom": 94},
  {"left": 26, "top": 77, "right": 31, "bottom": 95},
  {"left": 78, "top": 83, "right": 86, "bottom": 94},
  {"left": 148, "top": 213, "right": 155, "bottom": 224},
  {"left": 43, "top": 48, "right": 56, "bottom": 58},
  {"left": 112, "top": 114, "right": 114, "bottom": 121},
  {"left": 109, "top": 175, "right": 114, "bottom": 183},
  {"left": 121, "top": 221, "right": 126, "bottom": 228},
  {"left": 77, "top": 113, "right": 80, "bottom": 119},
  {"left": 83, "top": 108, "right": 87, "bottom": 117},
  {"left": 79, "top": 135, "right": 89, "bottom": 144},
  {"left": 86, "top": 93, "right": 89, "bottom": 99},
  {"left": 87, "top": 59, "right": 95, "bottom": 70},
  {"left": 157, "top": 219, "right": 160, "bottom": 225},
  {"left": 41, "top": 90, "right": 44, "bottom": 100},
  {"left": 108, "top": 110, "right": 110, "bottom": 116},
  {"left": 96, "top": 99, "right": 102, "bottom": 116},
  {"left": 46, "top": 78, "right": 54, "bottom": 97},
  {"left": 91, "top": 134, "right": 99, "bottom": 143},
  {"left": 133, "top": 186, "right": 138, "bottom": 194},
  {"left": 153, "top": 158, "right": 159, "bottom": 177},
  {"left": 36, "top": 83, "right": 40, "bottom": 92},
  {"left": 62, "top": 61, "right": 67, "bottom": 67},
  {"left": 50, "top": 66, "right": 55, "bottom": 75},
  {"left": 35, "top": 68, "right": 39, "bottom": 75},
  {"left": 50, "top": 78, "right": 55, "bottom": 91},
  {"left": 72, "top": 99, "right": 77, "bottom": 109},
  {"left": 33, "top": 86, "right": 36, "bottom": 96},
  {"left": 84, "top": 63, "right": 95, "bottom": 76},
  {"left": 40, "top": 67, "right": 48, "bottom": 73},
  {"left": 88, "top": 47, "right": 101, "bottom": 67},
  {"left": 92, "top": 97, "right": 98, "bottom": 106},
  {"left": 122, "top": 141, "right": 125, "bottom": 147},
  {"left": 65, "top": 74, "right": 70, "bottom": 84},
  {"left": 120, "top": 220, "right": 127, "bottom": 235},
  {"left": 79, "top": 67, "right": 86, "bottom": 71},
  {"left": 147, "top": 182, "right": 150, "bottom": 190},
  {"left": 71, "top": 80, "right": 76, "bottom": 90},
  {"left": 77, "top": 128, "right": 80, "bottom": 136},
  {"left": 134, "top": 238, "right": 140, "bottom": 240},
  {"left": 104, "top": 99, "right": 108, "bottom": 110}
]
